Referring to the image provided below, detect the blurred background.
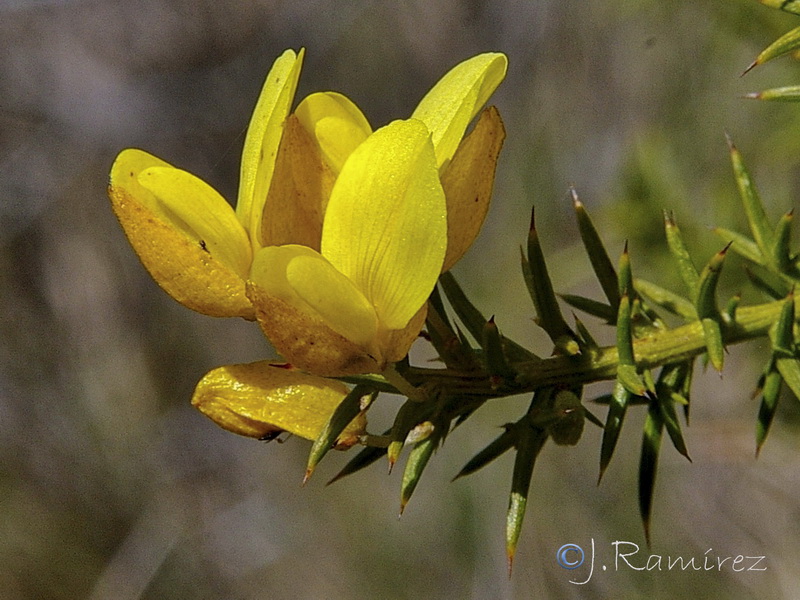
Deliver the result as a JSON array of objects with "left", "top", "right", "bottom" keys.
[{"left": 3, "top": 0, "right": 800, "bottom": 598}]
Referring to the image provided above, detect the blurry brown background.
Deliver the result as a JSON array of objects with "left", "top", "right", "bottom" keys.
[{"left": 2, "top": 1, "right": 800, "bottom": 598}]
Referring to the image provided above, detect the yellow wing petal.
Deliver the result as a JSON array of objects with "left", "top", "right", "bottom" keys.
[
  {"left": 237, "top": 48, "right": 305, "bottom": 248},
  {"left": 246, "top": 281, "right": 381, "bottom": 377},
  {"left": 191, "top": 360, "right": 365, "bottom": 446},
  {"left": 440, "top": 106, "right": 506, "bottom": 271},
  {"left": 250, "top": 245, "right": 379, "bottom": 350},
  {"left": 259, "top": 115, "right": 335, "bottom": 250},
  {"left": 411, "top": 52, "right": 507, "bottom": 169},
  {"left": 321, "top": 119, "right": 446, "bottom": 331},
  {"left": 295, "top": 91, "right": 372, "bottom": 173},
  {"left": 109, "top": 148, "right": 254, "bottom": 319},
  {"left": 138, "top": 166, "right": 251, "bottom": 278}
]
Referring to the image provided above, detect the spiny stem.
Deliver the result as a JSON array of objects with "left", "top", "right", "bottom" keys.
[{"left": 407, "top": 295, "right": 791, "bottom": 397}]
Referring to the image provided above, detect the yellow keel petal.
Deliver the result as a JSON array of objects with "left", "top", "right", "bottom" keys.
[
  {"left": 191, "top": 360, "right": 365, "bottom": 446},
  {"left": 250, "top": 245, "right": 379, "bottom": 348},
  {"left": 295, "top": 91, "right": 372, "bottom": 173},
  {"left": 248, "top": 245, "right": 381, "bottom": 375},
  {"left": 246, "top": 280, "right": 382, "bottom": 376}
]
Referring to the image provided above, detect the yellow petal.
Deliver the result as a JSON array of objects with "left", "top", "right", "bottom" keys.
[
  {"left": 250, "top": 245, "right": 379, "bottom": 348},
  {"left": 191, "top": 360, "right": 366, "bottom": 446},
  {"left": 237, "top": 48, "right": 305, "bottom": 248},
  {"left": 381, "top": 303, "right": 429, "bottom": 363},
  {"left": 411, "top": 52, "right": 507, "bottom": 168},
  {"left": 440, "top": 106, "right": 506, "bottom": 271},
  {"left": 138, "top": 166, "right": 251, "bottom": 278},
  {"left": 321, "top": 119, "right": 447, "bottom": 330},
  {"left": 259, "top": 115, "right": 335, "bottom": 249},
  {"left": 295, "top": 92, "right": 372, "bottom": 173},
  {"left": 109, "top": 148, "right": 254, "bottom": 319},
  {"left": 246, "top": 279, "right": 381, "bottom": 376}
]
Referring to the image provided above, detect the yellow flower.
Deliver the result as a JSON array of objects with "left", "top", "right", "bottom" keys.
[
  {"left": 242, "top": 53, "right": 508, "bottom": 376},
  {"left": 109, "top": 49, "right": 508, "bottom": 439},
  {"left": 247, "top": 118, "right": 447, "bottom": 376}
]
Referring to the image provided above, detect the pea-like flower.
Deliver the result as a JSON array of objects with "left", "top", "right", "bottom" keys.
[
  {"left": 247, "top": 117, "right": 447, "bottom": 376},
  {"left": 108, "top": 49, "right": 507, "bottom": 440}
]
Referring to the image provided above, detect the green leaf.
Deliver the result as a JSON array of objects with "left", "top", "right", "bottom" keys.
[
  {"left": 615, "top": 293, "right": 647, "bottom": 395},
  {"left": 744, "top": 265, "right": 792, "bottom": 300},
  {"left": 387, "top": 399, "right": 430, "bottom": 470},
  {"left": 452, "top": 425, "right": 516, "bottom": 481},
  {"left": 728, "top": 137, "right": 774, "bottom": 260},
  {"left": 425, "top": 285, "right": 477, "bottom": 370},
  {"left": 635, "top": 278, "right": 697, "bottom": 321},
  {"left": 745, "top": 85, "right": 800, "bottom": 102},
  {"left": 756, "top": 358, "right": 782, "bottom": 455},
  {"left": 771, "top": 290, "right": 796, "bottom": 356},
  {"left": 572, "top": 188, "right": 620, "bottom": 310},
  {"left": 723, "top": 293, "right": 741, "bottom": 325},
  {"left": 482, "top": 317, "right": 515, "bottom": 378},
  {"left": 771, "top": 210, "right": 794, "bottom": 274},
  {"left": 655, "top": 363, "right": 691, "bottom": 461},
  {"left": 618, "top": 242, "right": 633, "bottom": 298},
  {"left": 439, "top": 271, "right": 537, "bottom": 362},
  {"left": 744, "top": 24, "right": 800, "bottom": 74},
  {"left": 639, "top": 396, "right": 665, "bottom": 545},
  {"left": 776, "top": 357, "right": 800, "bottom": 401},
  {"left": 599, "top": 380, "right": 633, "bottom": 482},
  {"left": 572, "top": 314, "right": 600, "bottom": 351},
  {"left": 400, "top": 429, "right": 440, "bottom": 514},
  {"left": 695, "top": 245, "right": 730, "bottom": 371},
  {"left": 758, "top": 0, "right": 800, "bottom": 15},
  {"left": 712, "top": 226, "right": 764, "bottom": 265},
  {"left": 664, "top": 212, "right": 699, "bottom": 297},
  {"left": 306, "top": 385, "right": 373, "bottom": 482},
  {"left": 505, "top": 418, "right": 548, "bottom": 573},
  {"left": 695, "top": 244, "right": 729, "bottom": 311},
  {"left": 327, "top": 432, "right": 389, "bottom": 485},
  {"left": 523, "top": 207, "right": 576, "bottom": 349},
  {"left": 559, "top": 293, "right": 617, "bottom": 323},
  {"left": 701, "top": 317, "right": 725, "bottom": 373}
]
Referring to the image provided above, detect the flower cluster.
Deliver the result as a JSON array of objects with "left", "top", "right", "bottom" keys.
[{"left": 108, "top": 49, "right": 507, "bottom": 445}]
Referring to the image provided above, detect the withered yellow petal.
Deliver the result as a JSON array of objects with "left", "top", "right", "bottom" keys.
[
  {"left": 191, "top": 360, "right": 365, "bottom": 446},
  {"left": 321, "top": 119, "right": 446, "bottom": 330},
  {"left": 238, "top": 48, "right": 305, "bottom": 248},
  {"left": 109, "top": 148, "right": 254, "bottom": 319},
  {"left": 259, "top": 115, "right": 334, "bottom": 250},
  {"left": 295, "top": 92, "right": 372, "bottom": 173},
  {"left": 138, "top": 166, "right": 251, "bottom": 278},
  {"left": 440, "top": 106, "right": 505, "bottom": 271},
  {"left": 250, "top": 245, "right": 379, "bottom": 348},
  {"left": 411, "top": 52, "right": 507, "bottom": 168}
]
